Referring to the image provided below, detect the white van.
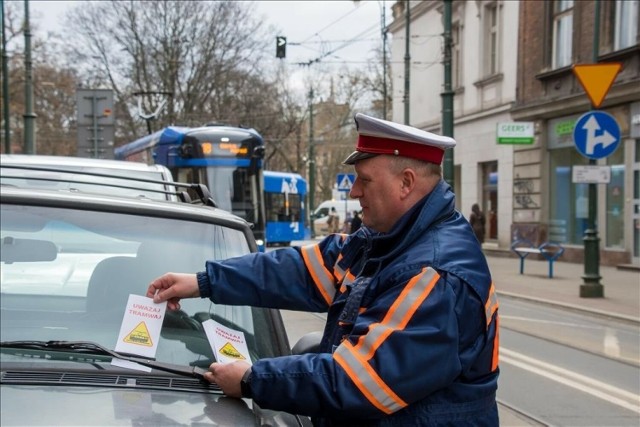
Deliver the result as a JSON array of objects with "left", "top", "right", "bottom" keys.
[{"left": 311, "top": 199, "right": 362, "bottom": 236}]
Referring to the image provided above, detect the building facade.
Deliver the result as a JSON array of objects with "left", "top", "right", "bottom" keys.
[
  {"left": 388, "top": 0, "right": 520, "bottom": 250},
  {"left": 511, "top": 0, "right": 639, "bottom": 266},
  {"left": 388, "top": 0, "right": 639, "bottom": 267}
]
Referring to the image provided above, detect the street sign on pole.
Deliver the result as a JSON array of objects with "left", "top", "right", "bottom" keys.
[
  {"left": 573, "top": 63, "right": 622, "bottom": 109},
  {"left": 572, "top": 165, "right": 611, "bottom": 184},
  {"left": 572, "top": 111, "right": 621, "bottom": 160},
  {"left": 337, "top": 174, "right": 355, "bottom": 192}
]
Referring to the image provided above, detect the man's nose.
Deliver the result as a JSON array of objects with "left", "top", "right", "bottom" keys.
[{"left": 349, "top": 180, "right": 361, "bottom": 198}]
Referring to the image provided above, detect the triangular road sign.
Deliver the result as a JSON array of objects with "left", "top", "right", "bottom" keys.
[{"left": 573, "top": 63, "right": 622, "bottom": 109}]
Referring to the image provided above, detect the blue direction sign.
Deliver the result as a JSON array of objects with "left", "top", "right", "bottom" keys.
[
  {"left": 336, "top": 173, "right": 355, "bottom": 192},
  {"left": 573, "top": 111, "right": 621, "bottom": 160}
]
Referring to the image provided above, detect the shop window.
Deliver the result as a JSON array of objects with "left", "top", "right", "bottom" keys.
[
  {"left": 550, "top": 147, "right": 589, "bottom": 244},
  {"left": 606, "top": 146, "right": 625, "bottom": 248}
]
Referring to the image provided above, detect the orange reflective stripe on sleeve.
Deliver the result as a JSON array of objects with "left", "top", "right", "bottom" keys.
[
  {"left": 485, "top": 282, "right": 499, "bottom": 371},
  {"left": 334, "top": 341, "right": 407, "bottom": 414},
  {"left": 300, "top": 244, "right": 336, "bottom": 306},
  {"left": 492, "top": 315, "right": 500, "bottom": 371},
  {"left": 333, "top": 267, "right": 440, "bottom": 413},
  {"left": 485, "top": 282, "right": 498, "bottom": 329}
]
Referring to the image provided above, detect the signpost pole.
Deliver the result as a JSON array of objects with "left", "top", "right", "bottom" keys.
[
  {"left": 580, "top": 0, "right": 603, "bottom": 297},
  {"left": 573, "top": 1, "right": 624, "bottom": 297},
  {"left": 580, "top": 158, "right": 603, "bottom": 297}
]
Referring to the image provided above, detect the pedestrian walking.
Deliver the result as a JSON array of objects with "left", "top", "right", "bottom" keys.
[
  {"left": 349, "top": 210, "right": 362, "bottom": 233},
  {"left": 470, "top": 203, "right": 486, "bottom": 244},
  {"left": 147, "top": 113, "right": 499, "bottom": 426},
  {"left": 327, "top": 207, "right": 340, "bottom": 234}
]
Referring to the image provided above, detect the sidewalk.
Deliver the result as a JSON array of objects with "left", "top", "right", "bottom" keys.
[{"left": 486, "top": 254, "right": 640, "bottom": 323}]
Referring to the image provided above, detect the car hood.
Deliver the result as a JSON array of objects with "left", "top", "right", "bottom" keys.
[{"left": 0, "top": 381, "right": 302, "bottom": 426}]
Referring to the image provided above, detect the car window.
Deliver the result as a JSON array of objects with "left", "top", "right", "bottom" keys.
[
  {"left": 0, "top": 203, "right": 281, "bottom": 371},
  {"left": 315, "top": 208, "right": 329, "bottom": 217}
]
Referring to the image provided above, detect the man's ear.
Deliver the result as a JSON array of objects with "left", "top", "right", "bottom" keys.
[{"left": 400, "top": 168, "right": 416, "bottom": 198}]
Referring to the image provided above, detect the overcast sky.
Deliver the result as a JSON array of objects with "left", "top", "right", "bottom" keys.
[{"left": 26, "top": 0, "right": 392, "bottom": 93}]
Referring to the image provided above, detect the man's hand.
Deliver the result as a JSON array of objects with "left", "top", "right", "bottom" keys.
[
  {"left": 204, "top": 362, "right": 252, "bottom": 398},
  {"left": 146, "top": 272, "right": 200, "bottom": 310}
]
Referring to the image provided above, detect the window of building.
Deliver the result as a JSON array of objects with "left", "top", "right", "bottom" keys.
[
  {"left": 452, "top": 22, "right": 462, "bottom": 88},
  {"left": 606, "top": 145, "right": 625, "bottom": 248},
  {"left": 552, "top": 0, "right": 574, "bottom": 68},
  {"left": 549, "top": 147, "right": 589, "bottom": 244},
  {"left": 483, "top": 3, "right": 499, "bottom": 76},
  {"left": 614, "top": 0, "right": 639, "bottom": 50}
]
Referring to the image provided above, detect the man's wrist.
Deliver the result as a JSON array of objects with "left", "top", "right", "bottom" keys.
[{"left": 240, "top": 368, "right": 253, "bottom": 398}]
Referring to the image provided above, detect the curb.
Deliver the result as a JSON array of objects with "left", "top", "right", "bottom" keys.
[{"left": 496, "top": 291, "right": 640, "bottom": 325}]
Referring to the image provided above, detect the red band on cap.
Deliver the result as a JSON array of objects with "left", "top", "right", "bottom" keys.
[{"left": 356, "top": 135, "right": 445, "bottom": 164}]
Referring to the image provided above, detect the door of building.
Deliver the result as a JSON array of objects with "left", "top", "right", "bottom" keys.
[{"left": 482, "top": 162, "right": 498, "bottom": 240}]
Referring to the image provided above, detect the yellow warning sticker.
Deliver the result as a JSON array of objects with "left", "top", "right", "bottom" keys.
[
  {"left": 123, "top": 321, "right": 153, "bottom": 347},
  {"left": 219, "top": 342, "right": 246, "bottom": 360}
]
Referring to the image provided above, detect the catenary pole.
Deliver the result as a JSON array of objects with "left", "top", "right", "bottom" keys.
[
  {"left": 442, "top": 0, "right": 455, "bottom": 188},
  {"left": 403, "top": 0, "right": 410, "bottom": 125},
  {"left": 2, "top": 0, "right": 10, "bottom": 153},
  {"left": 23, "top": 0, "right": 36, "bottom": 154}
]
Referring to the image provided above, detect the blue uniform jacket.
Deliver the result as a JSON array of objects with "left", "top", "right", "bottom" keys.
[{"left": 197, "top": 180, "right": 499, "bottom": 426}]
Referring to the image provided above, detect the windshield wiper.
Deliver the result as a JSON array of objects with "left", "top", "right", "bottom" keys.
[{"left": 0, "top": 340, "right": 208, "bottom": 380}]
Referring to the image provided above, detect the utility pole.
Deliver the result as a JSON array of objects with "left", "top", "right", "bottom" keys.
[
  {"left": 308, "top": 88, "right": 316, "bottom": 237},
  {"left": 2, "top": 0, "right": 10, "bottom": 153},
  {"left": 23, "top": 0, "right": 36, "bottom": 154},
  {"left": 403, "top": 0, "right": 410, "bottom": 125},
  {"left": 442, "top": 0, "right": 455, "bottom": 188},
  {"left": 381, "top": 1, "right": 388, "bottom": 120}
]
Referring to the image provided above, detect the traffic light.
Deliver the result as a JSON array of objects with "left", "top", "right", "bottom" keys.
[{"left": 276, "top": 36, "right": 286, "bottom": 58}]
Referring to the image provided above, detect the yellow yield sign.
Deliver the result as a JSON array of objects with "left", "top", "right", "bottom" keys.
[{"left": 573, "top": 63, "right": 622, "bottom": 109}]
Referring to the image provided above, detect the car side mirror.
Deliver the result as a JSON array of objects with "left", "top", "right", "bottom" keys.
[{"left": 291, "top": 331, "right": 323, "bottom": 355}]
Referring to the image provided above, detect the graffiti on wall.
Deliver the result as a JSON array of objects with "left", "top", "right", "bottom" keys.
[{"left": 513, "top": 174, "right": 538, "bottom": 208}]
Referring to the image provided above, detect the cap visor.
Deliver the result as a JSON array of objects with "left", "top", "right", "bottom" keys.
[{"left": 343, "top": 151, "right": 378, "bottom": 165}]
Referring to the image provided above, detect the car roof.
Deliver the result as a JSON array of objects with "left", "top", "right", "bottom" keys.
[
  {"left": 0, "top": 154, "right": 173, "bottom": 178},
  {"left": 0, "top": 154, "right": 189, "bottom": 202}
]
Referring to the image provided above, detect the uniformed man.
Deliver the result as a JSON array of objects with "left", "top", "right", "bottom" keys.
[{"left": 148, "top": 113, "right": 500, "bottom": 426}]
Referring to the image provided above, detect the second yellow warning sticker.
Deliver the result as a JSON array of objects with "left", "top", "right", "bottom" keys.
[{"left": 203, "top": 319, "right": 252, "bottom": 365}]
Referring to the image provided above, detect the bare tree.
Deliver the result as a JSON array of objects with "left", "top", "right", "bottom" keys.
[
  {"left": 2, "top": 1, "right": 79, "bottom": 155},
  {"left": 60, "top": 0, "right": 288, "bottom": 145}
]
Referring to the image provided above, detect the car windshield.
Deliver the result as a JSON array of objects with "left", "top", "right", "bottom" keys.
[
  {"left": 0, "top": 203, "right": 279, "bottom": 372},
  {"left": 1, "top": 166, "right": 173, "bottom": 201}
]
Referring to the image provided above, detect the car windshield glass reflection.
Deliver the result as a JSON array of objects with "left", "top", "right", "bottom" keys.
[{"left": 0, "top": 204, "right": 277, "bottom": 372}]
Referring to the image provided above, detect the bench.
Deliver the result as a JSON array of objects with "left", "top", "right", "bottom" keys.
[{"left": 510, "top": 239, "right": 565, "bottom": 278}]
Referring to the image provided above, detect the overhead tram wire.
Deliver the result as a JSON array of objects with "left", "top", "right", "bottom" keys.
[
  {"left": 291, "top": 2, "right": 380, "bottom": 66},
  {"left": 299, "top": 4, "right": 363, "bottom": 44},
  {"left": 296, "top": 22, "right": 380, "bottom": 67}
]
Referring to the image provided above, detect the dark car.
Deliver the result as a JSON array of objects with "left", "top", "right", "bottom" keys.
[{"left": 0, "top": 181, "right": 311, "bottom": 426}]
